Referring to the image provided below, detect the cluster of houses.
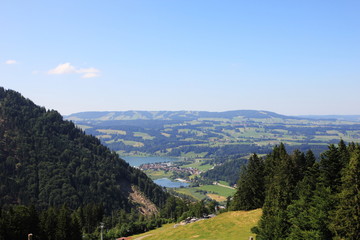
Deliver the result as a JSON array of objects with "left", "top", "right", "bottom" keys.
[
  {"left": 173, "top": 214, "right": 217, "bottom": 228},
  {"left": 139, "top": 162, "right": 201, "bottom": 176}
]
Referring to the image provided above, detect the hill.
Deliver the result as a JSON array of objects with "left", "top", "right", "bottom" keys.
[
  {"left": 131, "top": 209, "right": 262, "bottom": 240},
  {"left": 66, "top": 110, "right": 360, "bottom": 159},
  {"left": 67, "top": 110, "right": 293, "bottom": 121},
  {"left": 0, "top": 87, "right": 167, "bottom": 213},
  {"left": 299, "top": 114, "right": 360, "bottom": 122}
]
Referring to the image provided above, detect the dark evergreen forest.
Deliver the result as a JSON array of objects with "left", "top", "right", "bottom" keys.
[
  {"left": 0, "top": 88, "right": 217, "bottom": 239},
  {"left": 0, "top": 87, "right": 167, "bottom": 211},
  {"left": 230, "top": 140, "right": 360, "bottom": 240}
]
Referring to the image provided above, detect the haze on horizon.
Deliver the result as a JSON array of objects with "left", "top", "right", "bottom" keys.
[{"left": 1, "top": 1, "right": 359, "bottom": 116}]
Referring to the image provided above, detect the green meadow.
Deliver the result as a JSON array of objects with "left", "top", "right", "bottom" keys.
[{"left": 131, "top": 209, "right": 262, "bottom": 240}]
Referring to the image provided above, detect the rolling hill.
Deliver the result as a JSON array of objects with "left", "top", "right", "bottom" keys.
[
  {"left": 67, "top": 110, "right": 294, "bottom": 121},
  {"left": 66, "top": 110, "right": 360, "bottom": 159}
]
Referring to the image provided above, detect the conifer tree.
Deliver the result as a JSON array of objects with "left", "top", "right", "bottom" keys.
[
  {"left": 254, "top": 144, "right": 297, "bottom": 240},
  {"left": 319, "top": 144, "right": 342, "bottom": 193},
  {"left": 56, "top": 205, "right": 72, "bottom": 240},
  {"left": 287, "top": 141, "right": 353, "bottom": 240},
  {"left": 286, "top": 163, "right": 329, "bottom": 240},
  {"left": 40, "top": 207, "right": 57, "bottom": 240},
  {"left": 303, "top": 183, "right": 334, "bottom": 240},
  {"left": 304, "top": 150, "right": 316, "bottom": 171},
  {"left": 0, "top": 205, "right": 40, "bottom": 240},
  {"left": 230, "top": 154, "right": 264, "bottom": 210},
  {"left": 338, "top": 139, "right": 350, "bottom": 167},
  {"left": 291, "top": 149, "right": 306, "bottom": 183},
  {"left": 330, "top": 146, "right": 360, "bottom": 240},
  {"left": 70, "top": 213, "right": 82, "bottom": 240}
]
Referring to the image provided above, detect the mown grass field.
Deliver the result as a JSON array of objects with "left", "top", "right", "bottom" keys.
[
  {"left": 143, "top": 170, "right": 173, "bottom": 180},
  {"left": 206, "top": 193, "right": 227, "bottom": 202},
  {"left": 134, "top": 132, "right": 155, "bottom": 140},
  {"left": 195, "top": 185, "right": 236, "bottom": 197},
  {"left": 131, "top": 209, "right": 262, "bottom": 240},
  {"left": 97, "top": 129, "right": 126, "bottom": 135},
  {"left": 174, "top": 184, "right": 236, "bottom": 200},
  {"left": 174, "top": 188, "right": 207, "bottom": 201},
  {"left": 173, "top": 183, "right": 236, "bottom": 201},
  {"left": 218, "top": 181, "right": 230, "bottom": 186},
  {"left": 181, "top": 160, "right": 213, "bottom": 172}
]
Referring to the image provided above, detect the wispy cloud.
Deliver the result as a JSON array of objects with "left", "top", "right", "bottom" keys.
[
  {"left": 48, "top": 63, "right": 100, "bottom": 78},
  {"left": 81, "top": 72, "right": 100, "bottom": 79},
  {"left": 5, "top": 60, "right": 17, "bottom": 64},
  {"left": 77, "top": 67, "right": 100, "bottom": 78}
]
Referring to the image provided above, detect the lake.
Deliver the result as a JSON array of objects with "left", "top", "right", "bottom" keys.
[
  {"left": 154, "top": 178, "right": 190, "bottom": 188},
  {"left": 121, "top": 156, "right": 180, "bottom": 167}
]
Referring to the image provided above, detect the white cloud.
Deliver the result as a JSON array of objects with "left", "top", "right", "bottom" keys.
[
  {"left": 82, "top": 72, "right": 100, "bottom": 78},
  {"left": 5, "top": 60, "right": 17, "bottom": 64},
  {"left": 48, "top": 63, "right": 100, "bottom": 78},
  {"left": 48, "top": 63, "right": 76, "bottom": 74},
  {"left": 77, "top": 67, "right": 100, "bottom": 78},
  {"left": 76, "top": 67, "right": 100, "bottom": 74}
]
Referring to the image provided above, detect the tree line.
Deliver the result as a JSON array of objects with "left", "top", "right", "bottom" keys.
[
  {"left": 230, "top": 140, "right": 360, "bottom": 239},
  {"left": 0, "top": 196, "right": 219, "bottom": 240}
]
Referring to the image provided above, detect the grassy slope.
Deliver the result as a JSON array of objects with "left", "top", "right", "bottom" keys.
[
  {"left": 143, "top": 170, "right": 173, "bottom": 180},
  {"left": 181, "top": 161, "right": 213, "bottom": 172},
  {"left": 173, "top": 184, "right": 236, "bottom": 201},
  {"left": 195, "top": 185, "right": 236, "bottom": 197},
  {"left": 174, "top": 188, "right": 207, "bottom": 201},
  {"left": 131, "top": 209, "right": 262, "bottom": 240}
]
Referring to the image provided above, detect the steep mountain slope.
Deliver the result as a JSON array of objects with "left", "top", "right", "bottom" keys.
[{"left": 0, "top": 87, "right": 167, "bottom": 212}]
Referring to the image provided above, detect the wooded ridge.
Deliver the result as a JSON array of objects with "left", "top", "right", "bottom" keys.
[{"left": 0, "top": 87, "right": 167, "bottom": 212}]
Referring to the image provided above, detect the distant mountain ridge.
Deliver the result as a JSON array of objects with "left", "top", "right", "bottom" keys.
[
  {"left": 66, "top": 110, "right": 296, "bottom": 121},
  {"left": 299, "top": 115, "right": 360, "bottom": 122},
  {"left": 67, "top": 110, "right": 360, "bottom": 122},
  {"left": 65, "top": 110, "right": 360, "bottom": 158}
]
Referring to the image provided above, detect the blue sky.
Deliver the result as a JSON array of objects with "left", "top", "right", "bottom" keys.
[{"left": 1, "top": 1, "right": 359, "bottom": 115}]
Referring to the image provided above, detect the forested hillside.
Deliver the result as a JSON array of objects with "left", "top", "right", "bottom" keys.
[
  {"left": 0, "top": 87, "right": 167, "bottom": 212},
  {"left": 230, "top": 141, "right": 360, "bottom": 239}
]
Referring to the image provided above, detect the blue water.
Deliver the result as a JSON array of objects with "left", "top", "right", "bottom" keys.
[
  {"left": 154, "top": 178, "right": 190, "bottom": 188},
  {"left": 121, "top": 156, "right": 180, "bottom": 167}
]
